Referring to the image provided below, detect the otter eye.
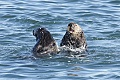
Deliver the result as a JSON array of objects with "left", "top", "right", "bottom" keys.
[{"left": 52, "top": 43, "right": 56, "bottom": 46}]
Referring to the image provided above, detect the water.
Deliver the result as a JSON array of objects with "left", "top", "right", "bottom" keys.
[{"left": 0, "top": 0, "right": 120, "bottom": 80}]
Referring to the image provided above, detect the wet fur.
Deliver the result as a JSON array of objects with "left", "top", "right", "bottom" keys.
[
  {"left": 32, "top": 28, "right": 58, "bottom": 57},
  {"left": 60, "top": 22, "right": 87, "bottom": 50}
]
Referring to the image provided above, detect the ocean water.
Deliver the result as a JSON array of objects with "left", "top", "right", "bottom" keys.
[{"left": 0, "top": 0, "right": 120, "bottom": 80}]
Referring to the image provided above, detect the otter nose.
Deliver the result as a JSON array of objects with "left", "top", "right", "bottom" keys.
[
  {"left": 69, "top": 27, "right": 74, "bottom": 32},
  {"left": 68, "top": 23, "right": 75, "bottom": 32},
  {"left": 68, "top": 23, "right": 74, "bottom": 27},
  {"left": 69, "top": 26, "right": 73, "bottom": 31}
]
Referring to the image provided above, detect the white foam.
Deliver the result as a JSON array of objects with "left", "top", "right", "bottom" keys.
[{"left": 59, "top": 46, "right": 86, "bottom": 53}]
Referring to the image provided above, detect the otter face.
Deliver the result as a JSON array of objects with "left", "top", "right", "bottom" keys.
[
  {"left": 33, "top": 28, "right": 47, "bottom": 41},
  {"left": 67, "top": 22, "right": 82, "bottom": 34}
]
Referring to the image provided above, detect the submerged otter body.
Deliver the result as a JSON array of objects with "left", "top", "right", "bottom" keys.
[
  {"left": 60, "top": 22, "right": 87, "bottom": 52},
  {"left": 32, "top": 27, "right": 58, "bottom": 57}
]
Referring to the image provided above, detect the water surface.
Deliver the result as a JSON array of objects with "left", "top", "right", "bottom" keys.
[{"left": 0, "top": 0, "right": 120, "bottom": 80}]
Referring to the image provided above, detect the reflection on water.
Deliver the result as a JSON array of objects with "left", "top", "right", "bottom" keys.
[{"left": 0, "top": 0, "right": 120, "bottom": 79}]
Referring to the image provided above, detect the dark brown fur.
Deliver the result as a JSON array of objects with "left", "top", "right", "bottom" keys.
[{"left": 32, "top": 28, "right": 58, "bottom": 57}]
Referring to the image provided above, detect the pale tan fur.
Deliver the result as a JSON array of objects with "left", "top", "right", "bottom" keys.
[{"left": 67, "top": 23, "right": 82, "bottom": 34}]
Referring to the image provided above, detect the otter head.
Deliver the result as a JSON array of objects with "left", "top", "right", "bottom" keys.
[
  {"left": 33, "top": 27, "right": 46, "bottom": 41},
  {"left": 33, "top": 27, "right": 54, "bottom": 46},
  {"left": 67, "top": 22, "right": 82, "bottom": 34}
]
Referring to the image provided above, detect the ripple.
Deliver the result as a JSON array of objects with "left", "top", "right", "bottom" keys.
[
  {"left": 0, "top": 0, "right": 120, "bottom": 79},
  {"left": 10, "top": 18, "right": 40, "bottom": 24},
  {"left": 1, "top": 14, "right": 16, "bottom": 18},
  {"left": 1, "top": 73, "right": 27, "bottom": 79},
  {"left": 108, "top": 0, "right": 120, "bottom": 4}
]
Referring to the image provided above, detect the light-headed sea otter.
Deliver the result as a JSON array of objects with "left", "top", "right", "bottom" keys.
[{"left": 60, "top": 22, "right": 87, "bottom": 52}]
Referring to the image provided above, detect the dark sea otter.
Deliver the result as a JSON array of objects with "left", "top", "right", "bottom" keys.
[
  {"left": 32, "top": 27, "right": 58, "bottom": 57},
  {"left": 60, "top": 22, "right": 87, "bottom": 53}
]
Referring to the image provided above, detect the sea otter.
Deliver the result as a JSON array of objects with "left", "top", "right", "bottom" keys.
[
  {"left": 60, "top": 22, "right": 87, "bottom": 52},
  {"left": 32, "top": 27, "right": 58, "bottom": 57}
]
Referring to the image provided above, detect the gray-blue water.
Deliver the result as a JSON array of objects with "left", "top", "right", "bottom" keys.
[{"left": 0, "top": 0, "right": 120, "bottom": 80}]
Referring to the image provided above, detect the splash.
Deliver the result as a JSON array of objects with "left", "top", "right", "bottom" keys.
[{"left": 59, "top": 46, "right": 87, "bottom": 58}]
